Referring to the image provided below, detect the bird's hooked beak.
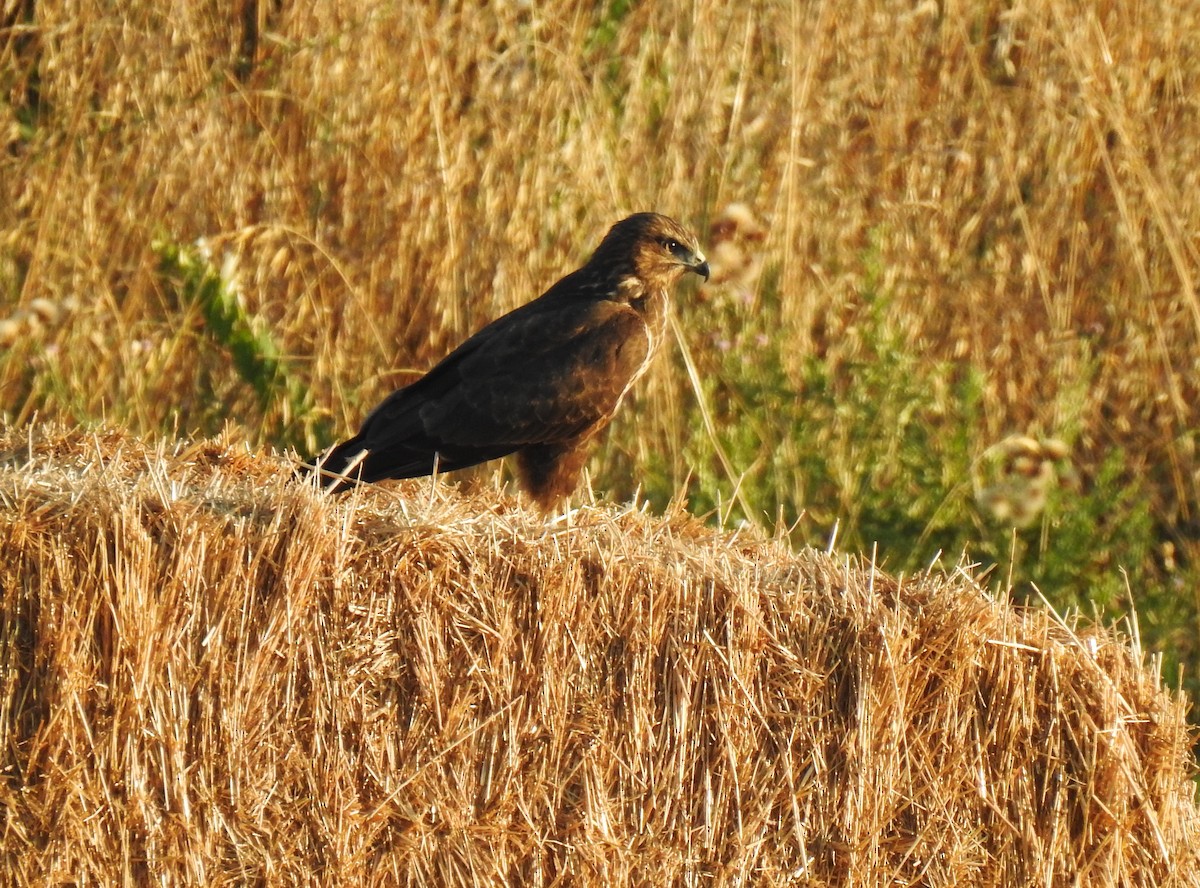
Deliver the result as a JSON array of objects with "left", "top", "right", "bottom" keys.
[{"left": 690, "top": 251, "right": 710, "bottom": 282}]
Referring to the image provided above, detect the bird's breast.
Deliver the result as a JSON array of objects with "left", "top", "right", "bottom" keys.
[
  {"left": 637, "top": 288, "right": 669, "bottom": 349},
  {"left": 623, "top": 287, "right": 669, "bottom": 396}
]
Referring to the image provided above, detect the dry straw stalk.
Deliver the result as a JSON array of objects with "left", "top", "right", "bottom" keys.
[{"left": 1, "top": 425, "right": 1196, "bottom": 885}]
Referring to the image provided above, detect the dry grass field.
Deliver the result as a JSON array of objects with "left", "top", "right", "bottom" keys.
[
  {"left": 4, "top": 0, "right": 1200, "bottom": 880},
  {"left": 1, "top": 425, "right": 1198, "bottom": 884},
  {"left": 4, "top": 0, "right": 1200, "bottom": 611}
]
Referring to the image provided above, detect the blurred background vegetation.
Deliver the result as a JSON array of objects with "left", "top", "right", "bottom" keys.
[{"left": 2, "top": 2, "right": 1198, "bottom": 722}]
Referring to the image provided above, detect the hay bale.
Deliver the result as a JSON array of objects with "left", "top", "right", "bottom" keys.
[{"left": 0, "top": 425, "right": 1196, "bottom": 885}]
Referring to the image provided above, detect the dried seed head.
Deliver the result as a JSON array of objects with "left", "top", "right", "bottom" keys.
[
  {"left": 1041, "top": 438, "right": 1070, "bottom": 461},
  {"left": 0, "top": 317, "right": 21, "bottom": 347},
  {"left": 1000, "top": 435, "right": 1042, "bottom": 458},
  {"left": 28, "top": 298, "right": 61, "bottom": 324}
]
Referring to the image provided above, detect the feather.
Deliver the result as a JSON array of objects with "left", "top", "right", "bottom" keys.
[{"left": 303, "top": 213, "right": 709, "bottom": 508}]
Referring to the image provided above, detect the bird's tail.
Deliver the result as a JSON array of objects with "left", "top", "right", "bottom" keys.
[{"left": 299, "top": 432, "right": 517, "bottom": 494}]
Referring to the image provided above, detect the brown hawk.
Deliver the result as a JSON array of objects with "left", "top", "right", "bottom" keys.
[{"left": 305, "top": 213, "right": 709, "bottom": 509}]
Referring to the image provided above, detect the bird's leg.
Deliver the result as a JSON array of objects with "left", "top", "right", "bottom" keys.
[{"left": 516, "top": 438, "right": 596, "bottom": 514}]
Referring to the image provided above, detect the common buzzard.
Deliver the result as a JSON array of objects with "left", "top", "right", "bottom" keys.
[{"left": 305, "top": 213, "right": 709, "bottom": 509}]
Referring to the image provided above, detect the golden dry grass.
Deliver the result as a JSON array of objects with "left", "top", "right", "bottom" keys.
[
  {"left": 5, "top": 0, "right": 1200, "bottom": 591},
  {"left": 5, "top": 4, "right": 1200, "bottom": 878},
  {"left": 4, "top": 0, "right": 1200, "bottom": 505},
  {"left": 0, "top": 424, "right": 1197, "bottom": 885}
]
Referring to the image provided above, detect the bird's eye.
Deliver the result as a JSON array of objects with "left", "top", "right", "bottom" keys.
[{"left": 662, "top": 238, "right": 680, "bottom": 253}]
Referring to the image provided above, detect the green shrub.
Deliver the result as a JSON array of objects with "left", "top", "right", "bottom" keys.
[{"left": 646, "top": 265, "right": 1195, "bottom": 695}]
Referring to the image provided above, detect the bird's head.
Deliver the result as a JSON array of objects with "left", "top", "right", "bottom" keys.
[{"left": 590, "top": 213, "right": 709, "bottom": 289}]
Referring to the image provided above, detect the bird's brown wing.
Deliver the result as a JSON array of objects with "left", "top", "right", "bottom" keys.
[{"left": 313, "top": 298, "right": 651, "bottom": 487}]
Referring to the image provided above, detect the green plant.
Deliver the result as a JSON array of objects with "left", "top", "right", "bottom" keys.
[
  {"left": 154, "top": 238, "right": 328, "bottom": 452},
  {"left": 649, "top": 264, "right": 1195, "bottom": 695}
]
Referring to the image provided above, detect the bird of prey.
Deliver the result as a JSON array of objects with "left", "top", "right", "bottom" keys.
[{"left": 305, "top": 212, "right": 709, "bottom": 509}]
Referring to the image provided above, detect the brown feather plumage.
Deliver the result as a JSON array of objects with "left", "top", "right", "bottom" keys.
[{"left": 303, "top": 213, "right": 709, "bottom": 510}]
